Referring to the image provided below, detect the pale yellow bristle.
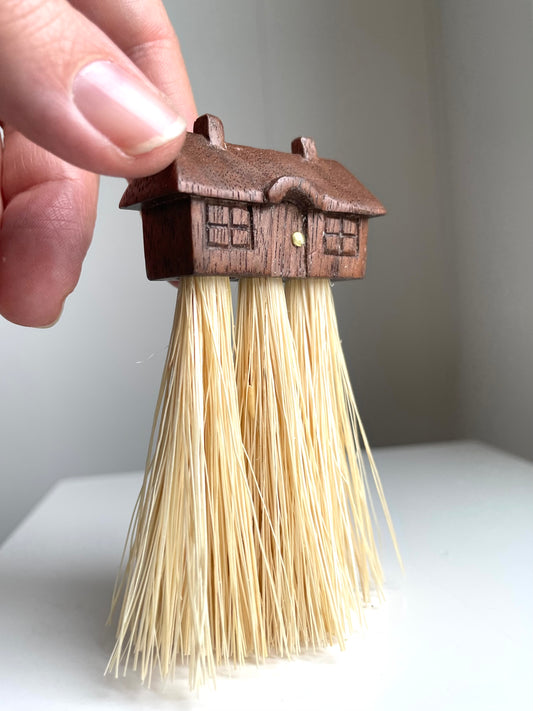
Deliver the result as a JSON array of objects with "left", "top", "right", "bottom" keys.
[
  {"left": 107, "top": 274, "right": 399, "bottom": 691},
  {"left": 106, "top": 277, "right": 267, "bottom": 690},
  {"left": 235, "top": 277, "right": 358, "bottom": 653},
  {"left": 285, "top": 277, "right": 402, "bottom": 600}
]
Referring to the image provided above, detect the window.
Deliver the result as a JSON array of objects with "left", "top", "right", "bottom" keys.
[
  {"left": 206, "top": 203, "right": 253, "bottom": 249},
  {"left": 323, "top": 216, "right": 360, "bottom": 257}
]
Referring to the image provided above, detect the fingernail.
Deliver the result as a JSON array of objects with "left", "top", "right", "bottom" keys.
[{"left": 73, "top": 60, "right": 186, "bottom": 156}]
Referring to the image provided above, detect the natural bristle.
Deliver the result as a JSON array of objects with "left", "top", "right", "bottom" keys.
[
  {"left": 107, "top": 275, "right": 399, "bottom": 691},
  {"left": 285, "top": 278, "right": 401, "bottom": 599},
  {"left": 107, "top": 277, "right": 267, "bottom": 689},
  {"left": 235, "top": 277, "right": 359, "bottom": 652}
]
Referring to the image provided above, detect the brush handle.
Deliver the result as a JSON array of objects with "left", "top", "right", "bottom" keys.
[{"left": 121, "top": 114, "right": 385, "bottom": 281}]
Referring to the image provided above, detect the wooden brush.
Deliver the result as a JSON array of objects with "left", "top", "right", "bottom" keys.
[{"left": 109, "top": 114, "right": 398, "bottom": 689}]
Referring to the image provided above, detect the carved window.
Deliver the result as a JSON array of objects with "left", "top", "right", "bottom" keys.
[
  {"left": 206, "top": 203, "right": 253, "bottom": 249},
  {"left": 323, "top": 216, "right": 360, "bottom": 256}
]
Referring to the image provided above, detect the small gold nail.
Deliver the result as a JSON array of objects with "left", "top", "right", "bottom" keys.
[{"left": 291, "top": 231, "right": 305, "bottom": 247}]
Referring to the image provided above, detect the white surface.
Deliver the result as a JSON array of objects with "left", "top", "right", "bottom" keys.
[{"left": 1, "top": 441, "right": 532, "bottom": 710}]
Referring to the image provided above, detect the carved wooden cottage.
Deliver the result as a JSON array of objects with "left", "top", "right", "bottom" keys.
[{"left": 120, "top": 114, "right": 385, "bottom": 280}]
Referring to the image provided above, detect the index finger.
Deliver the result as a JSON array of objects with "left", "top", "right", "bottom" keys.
[
  {"left": 0, "top": 127, "right": 99, "bottom": 326},
  {"left": 69, "top": 0, "right": 197, "bottom": 129}
]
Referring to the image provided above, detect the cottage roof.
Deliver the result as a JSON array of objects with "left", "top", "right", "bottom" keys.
[{"left": 121, "top": 114, "right": 386, "bottom": 217}]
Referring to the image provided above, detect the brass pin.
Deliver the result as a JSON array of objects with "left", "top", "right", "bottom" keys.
[{"left": 291, "top": 231, "right": 305, "bottom": 247}]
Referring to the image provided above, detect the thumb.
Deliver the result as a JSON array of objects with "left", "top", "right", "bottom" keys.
[{"left": 0, "top": 0, "right": 188, "bottom": 178}]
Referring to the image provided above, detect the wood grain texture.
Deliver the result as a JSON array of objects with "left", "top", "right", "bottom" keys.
[{"left": 121, "top": 114, "right": 384, "bottom": 280}]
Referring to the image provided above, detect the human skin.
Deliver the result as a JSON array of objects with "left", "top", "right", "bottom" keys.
[{"left": 0, "top": 0, "right": 197, "bottom": 327}]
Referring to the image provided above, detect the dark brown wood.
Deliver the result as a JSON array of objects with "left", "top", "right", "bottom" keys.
[
  {"left": 290, "top": 136, "right": 317, "bottom": 161},
  {"left": 121, "top": 114, "right": 384, "bottom": 281}
]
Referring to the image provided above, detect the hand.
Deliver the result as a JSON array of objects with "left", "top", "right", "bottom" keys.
[{"left": 0, "top": 0, "right": 196, "bottom": 327}]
